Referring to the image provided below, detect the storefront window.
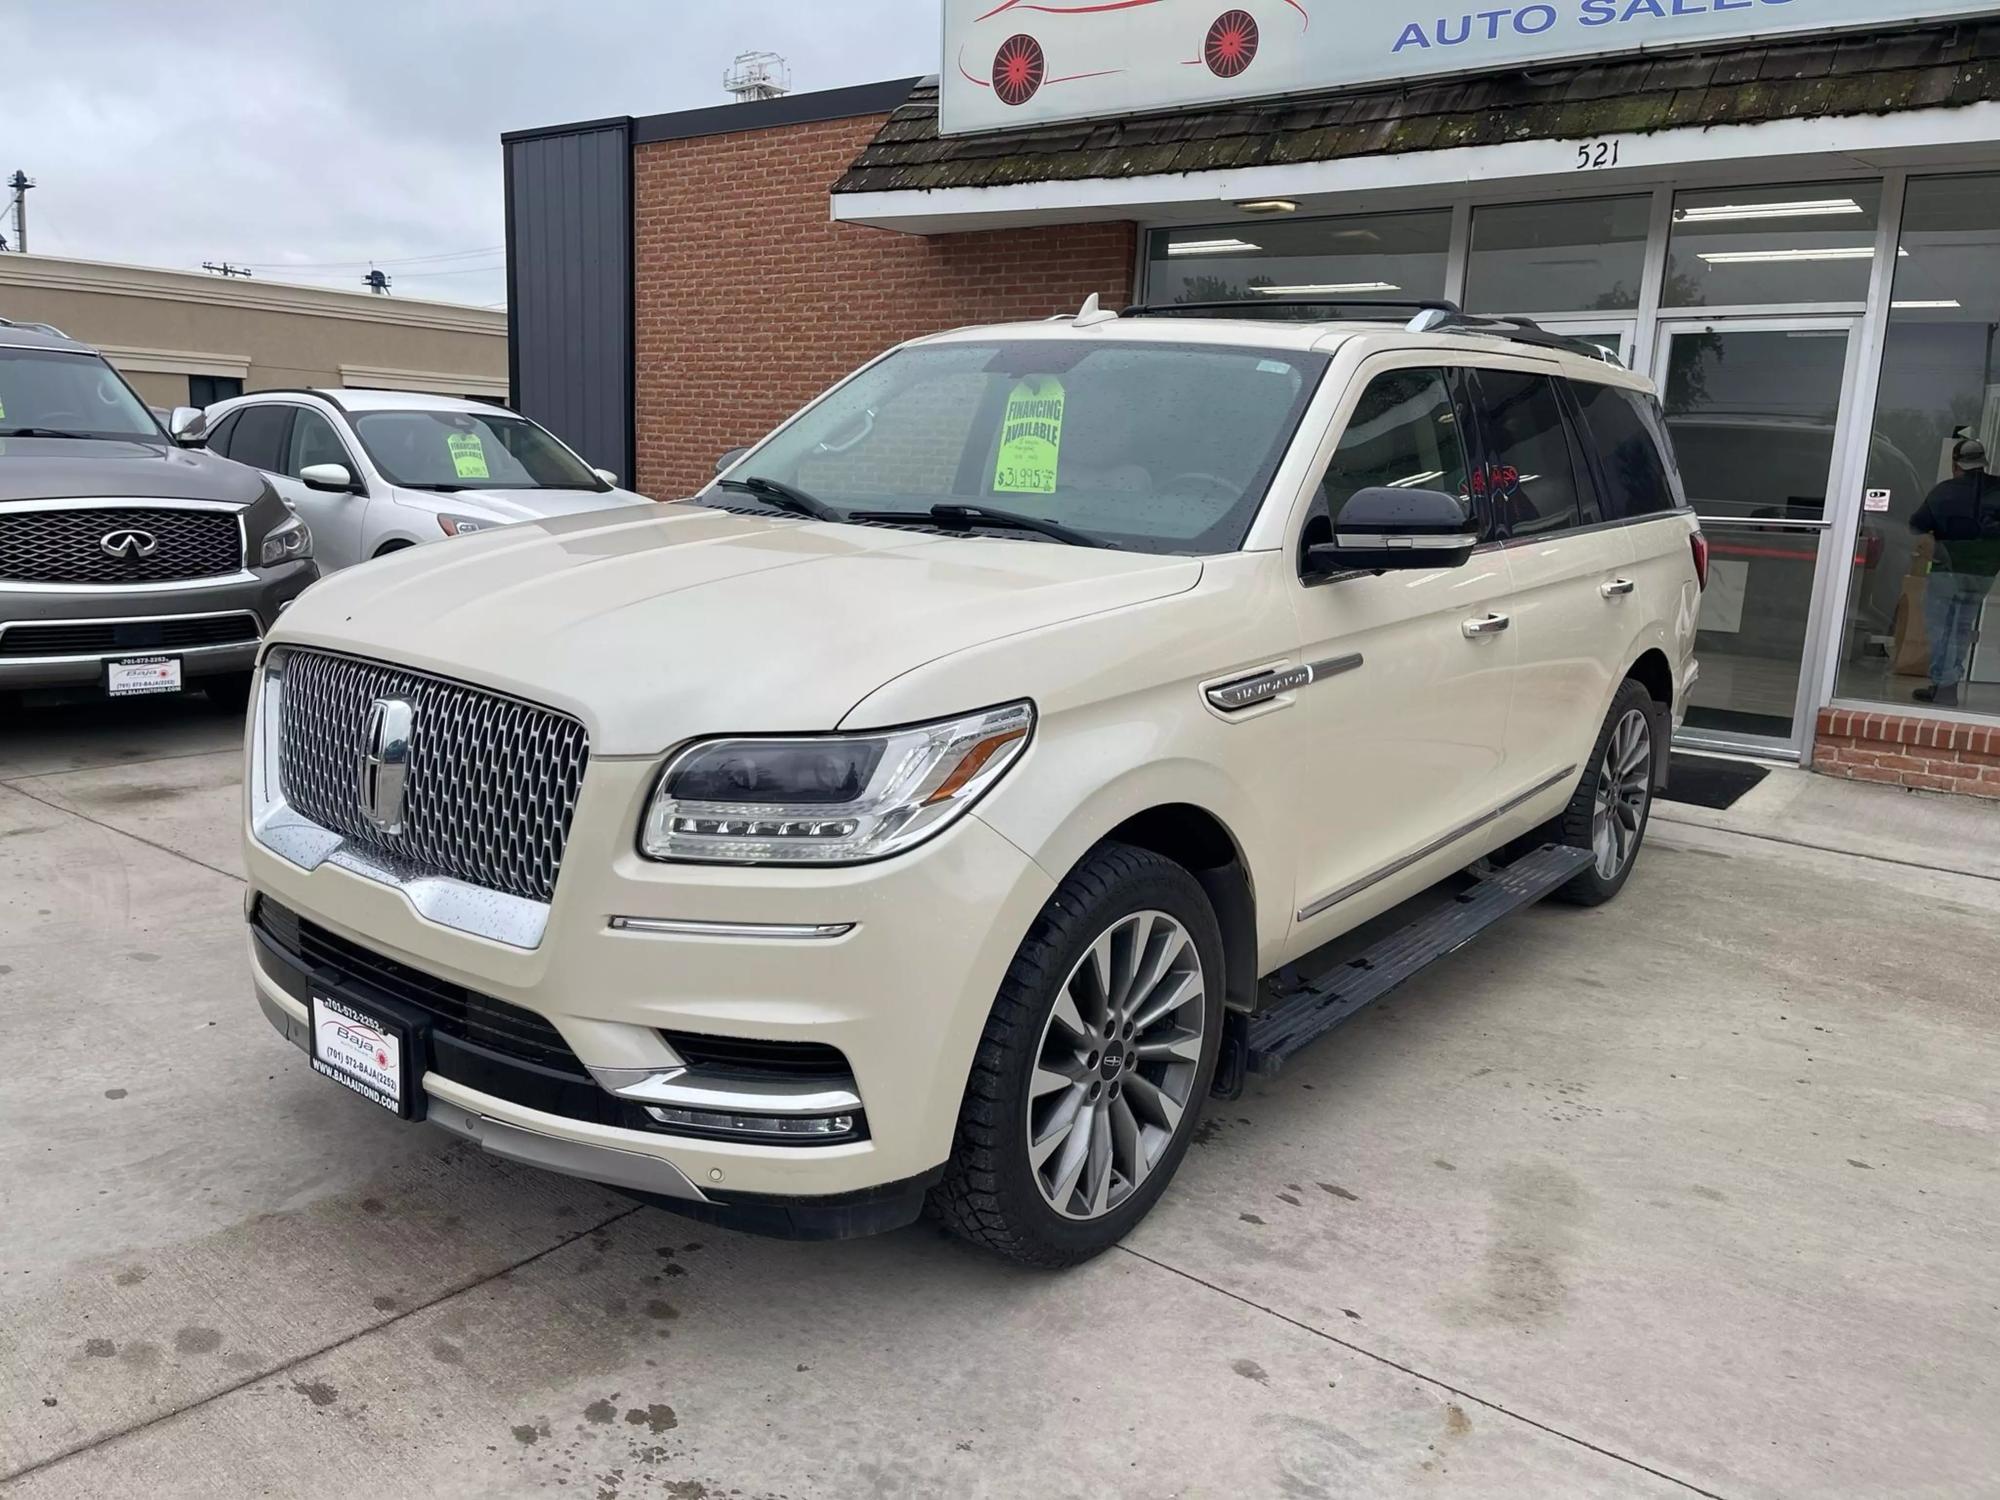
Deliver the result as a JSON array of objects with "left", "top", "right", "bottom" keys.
[
  {"left": 1145, "top": 210, "right": 1450, "bottom": 309},
  {"left": 1836, "top": 174, "right": 2000, "bottom": 719},
  {"left": 1465, "top": 195, "right": 1649, "bottom": 315},
  {"left": 1664, "top": 182, "right": 1881, "bottom": 309}
]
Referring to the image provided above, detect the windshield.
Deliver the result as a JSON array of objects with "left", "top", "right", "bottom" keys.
[
  {"left": 0, "top": 347, "right": 165, "bottom": 441},
  {"left": 723, "top": 339, "right": 1328, "bottom": 554},
  {"left": 350, "top": 409, "right": 605, "bottom": 491}
]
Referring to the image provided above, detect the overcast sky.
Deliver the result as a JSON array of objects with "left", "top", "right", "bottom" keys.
[{"left": 7, "top": 0, "right": 940, "bottom": 308}]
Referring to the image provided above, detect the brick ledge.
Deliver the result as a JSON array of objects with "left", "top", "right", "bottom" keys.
[{"left": 1813, "top": 707, "right": 2000, "bottom": 799}]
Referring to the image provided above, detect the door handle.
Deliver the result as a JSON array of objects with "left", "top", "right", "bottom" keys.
[
  {"left": 1600, "top": 578, "right": 1636, "bottom": 598},
  {"left": 1462, "top": 613, "right": 1511, "bottom": 638}
]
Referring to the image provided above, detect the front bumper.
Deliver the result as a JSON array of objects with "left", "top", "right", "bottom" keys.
[
  {"left": 0, "top": 562, "right": 316, "bottom": 689},
  {"left": 244, "top": 748, "right": 1058, "bottom": 1210}
]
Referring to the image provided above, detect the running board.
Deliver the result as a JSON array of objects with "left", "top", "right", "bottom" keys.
[{"left": 1241, "top": 843, "right": 1594, "bottom": 1079}]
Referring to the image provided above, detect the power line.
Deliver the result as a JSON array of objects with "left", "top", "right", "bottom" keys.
[{"left": 234, "top": 245, "right": 504, "bottom": 271}]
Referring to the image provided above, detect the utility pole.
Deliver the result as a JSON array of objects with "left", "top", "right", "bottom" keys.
[
  {"left": 201, "top": 261, "right": 253, "bottom": 278},
  {"left": 5, "top": 170, "right": 32, "bottom": 254},
  {"left": 361, "top": 267, "right": 391, "bottom": 295}
]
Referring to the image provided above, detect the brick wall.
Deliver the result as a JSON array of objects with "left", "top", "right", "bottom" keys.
[
  {"left": 632, "top": 113, "right": 1137, "bottom": 500},
  {"left": 1813, "top": 708, "right": 2000, "bottom": 800}
]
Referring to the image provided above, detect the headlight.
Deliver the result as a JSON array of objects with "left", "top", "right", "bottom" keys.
[
  {"left": 640, "top": 701, "right": 1034, "bottom": 865},
  {"left": 437, "top": 513, "right": 492, "bottom": 537},
  {"left": 259, "top": 514, "right": 312, "bottom": 567}
]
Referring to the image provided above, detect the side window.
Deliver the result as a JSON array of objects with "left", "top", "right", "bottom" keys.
[
  {"left": 1571, "top": 380, "right": 1683, "bottom": 518},
  {"left": 1308, "top": 367, "right": 1472, "bottom": 545},
  {"left": 285, "top": 408, "right": 351, "bottom": 477},
  {"left": 228, "top": 404, "right": 293, "bottom": 473},
  {"left": 201, "top": 410, "right": 242, "bottom": 457},
  {"left": 1469, "top": 369, "right": 1582, "bottom": 538}
]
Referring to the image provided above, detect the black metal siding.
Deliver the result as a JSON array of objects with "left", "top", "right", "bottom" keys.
[{"left": 504, "top": 120, "right": 633, "bottom": 482}]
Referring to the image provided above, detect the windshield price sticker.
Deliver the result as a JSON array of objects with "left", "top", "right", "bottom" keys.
[
  {"left": 993, "top": 377, "right": 1065, "bottom": 495},
  {"left": 446, "top": 431, "right": 490, "bottom": 480}
]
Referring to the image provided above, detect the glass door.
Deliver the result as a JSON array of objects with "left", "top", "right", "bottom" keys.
[
  {"left": 1653, "top": 317, "right": 1863, "bottom": 754},
  {"left": 1540, "top": 319, "right": 1638, "bottom": 370}
]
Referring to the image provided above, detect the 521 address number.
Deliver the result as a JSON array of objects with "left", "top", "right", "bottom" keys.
[{"left": 1576, "top": 139, "right": 1622, "bottom": 170}]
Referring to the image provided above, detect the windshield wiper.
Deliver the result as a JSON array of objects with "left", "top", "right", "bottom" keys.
[
  {"left": 849, "top": 503, "right": 1110, "bottom": 550},
  {"left": 716, "top": 475, "right": 845, "bottom": 523},
  {"left": 400, "top": 482, "right": 477, "bottom": 493},
  {"left": 0, "top": 426, "right": 97, "bottom": 440}
]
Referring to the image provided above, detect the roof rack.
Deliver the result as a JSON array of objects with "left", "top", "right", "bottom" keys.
[
  {"left": 0, "top": 315, "right": 72, "bottom": 339},
  {"left": 1117, "top": 297, "right": 1623, "bottom": 365},
  {"left": 223, "top": 386, "right": 347, "bottom": 411}
]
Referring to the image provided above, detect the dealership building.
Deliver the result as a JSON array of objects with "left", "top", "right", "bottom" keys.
[{"left": 505, "top": 3, "right": 2000, "bottom": 791}]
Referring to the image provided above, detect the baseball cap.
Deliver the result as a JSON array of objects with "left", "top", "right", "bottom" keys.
[{"left": 1954, "top": 437, "right": 1988, "bottom": 470}]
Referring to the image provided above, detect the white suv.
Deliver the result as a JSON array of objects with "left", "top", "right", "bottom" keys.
[
  {"left": 186, "top": 389, "right": 652, "bottom": 573},
  {"left": 242, "top": 301, "right": 1703, "bottom": 1265}
]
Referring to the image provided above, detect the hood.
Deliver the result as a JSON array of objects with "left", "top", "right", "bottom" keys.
[
  {"left": 272, "top": 502, "right": 1203, "bottom": 755},
  {"left": 398, "top": 483, "right": 654, "bottom": 524},
  {"left": 0, "top": 437, "right": 270, "bottom": 506}
]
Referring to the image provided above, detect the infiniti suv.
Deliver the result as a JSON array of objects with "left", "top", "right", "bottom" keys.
[{"left": 1, "top": 325, "right": 314, "bottom": 707}]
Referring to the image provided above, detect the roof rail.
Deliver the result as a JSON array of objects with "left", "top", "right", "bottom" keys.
[
  {"left": 1407, "top": 308, "right": 1624, "bottom": 365},
  {"left": 1123, "top": 297, "right": 1460, "bottom": 321},
  {"left": 225, "top": 386, "right": 348, "bottom": 411},
  {"left": 0, "top": 315, "right": 71, "bottom": 339}
]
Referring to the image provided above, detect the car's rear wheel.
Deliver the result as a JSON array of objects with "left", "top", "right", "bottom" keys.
[
  {"left": 1550, "top": 677, "right": 1659, "bottom": 906},
  {"left": 930, "top": 842, "right": 1223, "bottom": 1266}
]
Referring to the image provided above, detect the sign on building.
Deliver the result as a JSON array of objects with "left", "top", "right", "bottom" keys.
[{"left": 940, "top": 0, "right": 1994, "bottom": 137}]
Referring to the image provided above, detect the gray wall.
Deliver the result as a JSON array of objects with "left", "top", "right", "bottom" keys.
[{"left": 504, "top": 119, "right": 633, "bottom": 483}]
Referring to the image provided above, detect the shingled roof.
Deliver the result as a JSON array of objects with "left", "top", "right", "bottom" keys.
[{"left": 834, "top": 20, "right": 2000, "bottom": 195}]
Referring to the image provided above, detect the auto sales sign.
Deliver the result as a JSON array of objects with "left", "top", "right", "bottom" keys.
[{"left": 940, "top": 0, "right": 1994, "bottom": 135}]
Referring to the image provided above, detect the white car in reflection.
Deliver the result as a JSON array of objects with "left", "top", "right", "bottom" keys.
[{"left": 180, "top": 389, "right": 654, "bottom": 574}]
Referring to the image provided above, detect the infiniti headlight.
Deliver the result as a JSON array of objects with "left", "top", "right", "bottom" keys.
[
  {"left": 640, "top": 701, "right": 1034, "bottom": 865},
  {"left": 259, "top": 513, "right": 312, "bottom": 567}
]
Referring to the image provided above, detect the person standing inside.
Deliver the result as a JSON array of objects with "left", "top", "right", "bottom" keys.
[{"left": 1910, "top": 436, "right": 2000, "bottom": 707}]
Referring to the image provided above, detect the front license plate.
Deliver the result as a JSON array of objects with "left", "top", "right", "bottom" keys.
[
  {"left": 310, "top": 991, "right": 408, "bottom": 1116},
  {"left": 106, "top": 655, "right": 182, "bottom": 697}
]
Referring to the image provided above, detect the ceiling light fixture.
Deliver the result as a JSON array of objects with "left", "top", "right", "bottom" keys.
[
  {"left": 1166, "top": 237, "right": 1262, "bottom": 256},
  {"left": 1253, "top": 281, "right": 1401, "bottom": 295},
  {"left": 1675, "top": 198, "right": 1863, "bottom": 222},
  {"left": 1236, "top": 199, "right": 1299, "bottom": 215},
  {"left": 1697, "top": 246, "right": 1903, "bottom": 264}
]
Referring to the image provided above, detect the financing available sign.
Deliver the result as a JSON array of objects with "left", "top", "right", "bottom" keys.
[{"left": 940, "top": 0, "right": 1996, "bottom": 136}]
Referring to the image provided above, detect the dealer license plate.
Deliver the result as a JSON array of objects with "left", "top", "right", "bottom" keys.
[
  {"left": 106, "top": 655, "right": 182, "bottom": 697},
  {"left": 310, "top": 991, "right": 407, "bottom": 1115}
]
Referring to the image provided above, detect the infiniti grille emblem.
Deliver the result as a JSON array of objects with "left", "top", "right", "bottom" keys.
[
  {"left": 99, "top": 528, "right": 159, "bottom": 560},
  {"left": 357, "top": 698, "right": 415, "bottom": 835}
]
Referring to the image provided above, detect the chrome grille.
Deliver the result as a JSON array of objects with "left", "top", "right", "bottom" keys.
[
  {"left": 0, "top": 506, "right": 242, "bottom": 584},
  {"left": 275, "top": 649, "right": 589, "bottom": 904}
]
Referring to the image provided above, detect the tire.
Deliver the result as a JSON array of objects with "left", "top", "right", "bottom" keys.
[
  {"left": 1549, "top": 677, "right": 1659, "bottom": 907},
  {"left": 929, "top": 842, "right": 1224, "bottom": 1267},
  {"left": 202, "top": 671, "right": 255, "bottom": 714}
]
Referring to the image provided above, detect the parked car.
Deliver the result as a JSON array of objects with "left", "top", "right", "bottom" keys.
[
  {"left": 180, "top": 389, "right": 652, "bottom": 574},
  {"left": 242, "top": 300, "right": 1701, "bottom": 1265},
  {"left": 0, "top": 324, "right": 315, "bottom": 708}
]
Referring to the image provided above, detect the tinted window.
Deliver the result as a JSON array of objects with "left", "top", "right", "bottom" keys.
[
  {"left": 1572, "top": 381, "right": 1682, "bottom": 519},
  {"left": 228, "top": 404, "right": 293, "bottom": 473},
  {"left": 286, "top": 408, "right": 350, "bottom": 476},
  {"left": 201, "top": 410, "right": 241, "bottom": 457},
  {"left": 1306, "top": 368, "right": 1472, "bottom": 545},
  {"left": 1470, "top": 370, "right": 1581, "bottom": 538},
  {"left": 350, "top": 410, "right": 602, "bottom": 492}
]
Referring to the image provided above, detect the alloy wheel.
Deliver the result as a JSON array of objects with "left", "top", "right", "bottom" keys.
[
  {"left": 1026, "top": 910, "right": 1206, "bottom": 1221},
  {"left": 1592, "top": 707, "right": 1653, "bottom": 879}
]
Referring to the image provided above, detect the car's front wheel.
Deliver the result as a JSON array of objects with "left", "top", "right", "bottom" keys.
[{"left": 930, "top": 843, "right": 1223, "bottom": 1267}]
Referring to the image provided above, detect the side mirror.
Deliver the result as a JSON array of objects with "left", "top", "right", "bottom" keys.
[
  {"left": 715, "top": 446, "right": 750, "bottom": 476},
  {"left": 592, "top": 467, "right": 619, "bottom": 486},
  {"left": 1304, "top": 486, "right": 1477, "bottom": 577},
  {"left": 300, "top": 462, "right": 358, "bottom": 494},
  {"left": 169, "top": 406, "right": 203, "bottom": 444}
]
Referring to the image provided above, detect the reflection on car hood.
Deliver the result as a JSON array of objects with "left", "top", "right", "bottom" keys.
[
  {"left": 273, "top": 501, "right": 1203, "bottom": 754},
  {"left": 400, "top": 484, "right": 653, "bottom": 522},
  {"left": 0, "top": 436, "right": 268, "bottom": 505}
]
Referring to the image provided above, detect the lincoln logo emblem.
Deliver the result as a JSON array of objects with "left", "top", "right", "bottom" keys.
[
  {"left": 99, "top": 528, "right": 159, "bottom": 560},
  {"left": 357, "top": 698, "right": 415, "bottom": 835}
]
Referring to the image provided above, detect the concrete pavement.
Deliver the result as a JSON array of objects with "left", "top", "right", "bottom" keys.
[{"left": 3, "top": 699, "right": 1996, "bottom": 1498}]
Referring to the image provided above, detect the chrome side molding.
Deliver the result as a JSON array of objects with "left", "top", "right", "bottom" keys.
[
  {"left": 1296, "top": 764, "right": 1579, "bottom": 922},
  {"left": 608, "top": 915, "right": 856, "bottom": 940},
  {"left": 1206, "top": 652, "right": 1363, "bottom": 713}
]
